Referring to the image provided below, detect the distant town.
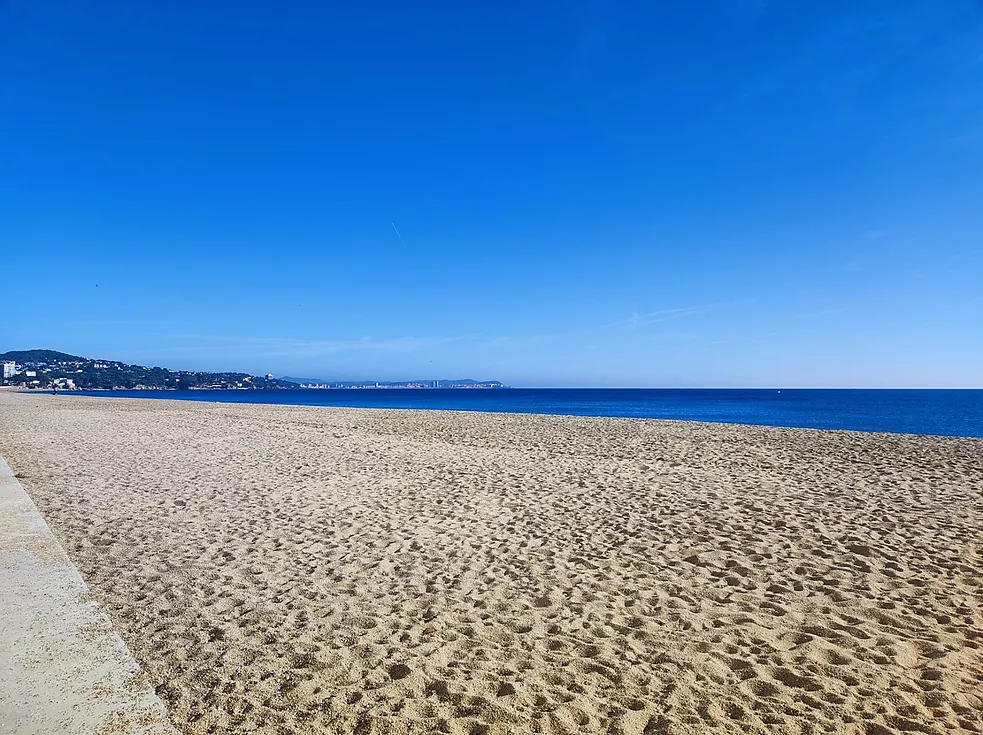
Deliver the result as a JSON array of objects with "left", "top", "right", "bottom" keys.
[
  {"left": 0, "top": 350, "right": 507, "bottom": 391},
  {"left": 282, "top": 377, "right": 507, "bottom": 389}
]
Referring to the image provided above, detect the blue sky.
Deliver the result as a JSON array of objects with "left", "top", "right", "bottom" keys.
[{"left": 2, "top": 0, "right": 981, "bottom": 387}]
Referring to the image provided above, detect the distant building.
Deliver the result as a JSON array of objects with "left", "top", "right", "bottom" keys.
[
  {"left": 2, "top": 362, "right": 17, "bottom": 379},
  {"left": 265, "top": 373, "right": 274, "bottom": 380},
  {"left": 25, "top": 370, "right": 36, "bottom": 377}
]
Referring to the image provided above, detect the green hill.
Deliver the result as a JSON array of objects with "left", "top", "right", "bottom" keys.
[
  {"left": 0, "top": 349, "right": 297, "bottom": 390},
  {"left": 0, "top": 349, "right": 88, "bottom": 363}
]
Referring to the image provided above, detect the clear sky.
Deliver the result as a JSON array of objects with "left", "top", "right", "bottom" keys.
[{"left": 2, "top": 0, "right": 981, "bottom": 387}]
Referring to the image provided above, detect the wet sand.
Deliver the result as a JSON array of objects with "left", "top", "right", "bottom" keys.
[{"left": 0, "top": 391, "right": 981, "bottom": 734}]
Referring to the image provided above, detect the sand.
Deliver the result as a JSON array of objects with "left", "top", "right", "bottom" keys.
[
  {"left": 0, "top": 391, "right": 981, "bottom": 735},
  {"left": 0, "top": 454, "right": 175, "bottom": 735}
]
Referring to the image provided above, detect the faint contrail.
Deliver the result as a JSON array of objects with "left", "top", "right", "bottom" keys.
[{"left": 391, "top": 222, "right": 404, "bottom": 243}]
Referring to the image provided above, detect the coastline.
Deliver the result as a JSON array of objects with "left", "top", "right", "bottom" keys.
[
  {"left": 65, "top": 387, "right": 983, "bottom": 438},
  {"left": 1, "top": 392, "right": 980, "bottom": 734}
]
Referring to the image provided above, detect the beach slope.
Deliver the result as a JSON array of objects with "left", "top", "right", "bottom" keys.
[{"left": 0, "top": 392, "right": 980, "bottom": 734}]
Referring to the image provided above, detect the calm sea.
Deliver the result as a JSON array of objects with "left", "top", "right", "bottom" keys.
[{"left": 71, "top": 388, "right": 983, "bottom": 438}]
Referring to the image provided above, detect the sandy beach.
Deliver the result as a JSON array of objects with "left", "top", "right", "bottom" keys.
[{"left": 0, "top": 391, "right": 981, "bottom": 735}]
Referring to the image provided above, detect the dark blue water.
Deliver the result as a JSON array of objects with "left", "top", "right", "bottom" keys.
[{"left": 71, "top": 388, "right": 983, "bottom": 438}]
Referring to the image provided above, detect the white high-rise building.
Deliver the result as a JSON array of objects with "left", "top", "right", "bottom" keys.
[{"left": 2, "top": 362, "right": 18, "bottom": 379}]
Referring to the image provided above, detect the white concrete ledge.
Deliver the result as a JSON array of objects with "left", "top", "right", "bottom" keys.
[{"left": 0, "top": 455, "right": 175, "bottom": 735}]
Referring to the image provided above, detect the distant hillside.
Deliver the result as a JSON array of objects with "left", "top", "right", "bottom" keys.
[
  {"left": 0, "top": 349, "right": 297, "bottom": 390},
  {"left": 0, "top": 349, "right": 87, "bottom": 364},
  {"left": 0, "top": 350, "right": 505, "bottom": 391}
]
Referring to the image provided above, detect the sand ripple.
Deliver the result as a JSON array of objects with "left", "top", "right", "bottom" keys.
[{"left": 1, "top": 393, "right": 981, "bottom": 734}]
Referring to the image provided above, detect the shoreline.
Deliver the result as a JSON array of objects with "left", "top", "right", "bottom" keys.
[
  {"left": 44, "top": 389, "right": 983, "bottom": 440},
  {"left": 1, "top": 391, "right": 980, "bottom": 734}
]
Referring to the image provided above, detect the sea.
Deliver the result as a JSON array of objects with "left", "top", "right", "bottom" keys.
[{"left": 71, "top": 388, "right": 983, "bottom": 438}]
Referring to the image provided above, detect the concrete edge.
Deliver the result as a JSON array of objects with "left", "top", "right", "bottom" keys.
[{"left": 0, "top": 454, "right": 177, "bottom": 735}]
